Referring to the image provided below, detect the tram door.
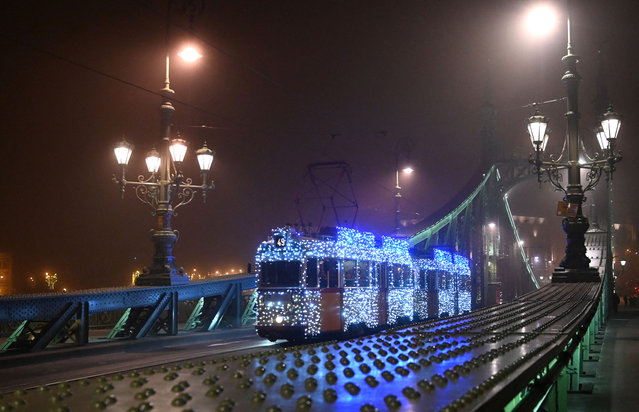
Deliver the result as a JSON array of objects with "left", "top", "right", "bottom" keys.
[{"left": 319, "top": 259, "right": 341, "bottom": 332}]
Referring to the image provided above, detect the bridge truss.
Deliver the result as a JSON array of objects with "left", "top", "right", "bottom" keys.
[
  {"left": 409, "top": 165, "right": 539, "bottom": 312},
  {"left": 0, "top": 274, "right": 256, "bottom": 352}
]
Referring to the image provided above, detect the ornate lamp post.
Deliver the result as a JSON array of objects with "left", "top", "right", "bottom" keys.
[
  {"left": 526, "top": 2, "right": 622, "bottom": 283},
  {"left": 113, "top": 48, "right": 214, "bottom": 287},
  {"left": 394, "top": 138, "right": 414, "bottom": 235}
]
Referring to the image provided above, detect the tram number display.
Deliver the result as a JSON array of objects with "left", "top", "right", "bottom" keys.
[{"left": 275, "top": 235, "right": 286, "bottom": 248}]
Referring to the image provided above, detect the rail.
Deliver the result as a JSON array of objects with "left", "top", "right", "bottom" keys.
[{"left": 0, "top": 278, "right": 605, "bottom": 411}]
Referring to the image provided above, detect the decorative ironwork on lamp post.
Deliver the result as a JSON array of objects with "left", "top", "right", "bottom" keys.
[
  {"left": 113, "top": 49, "right": 214, "bottom": 287},
  {"left": 526, "top": 2, "right": 622, "bottom": 283}
]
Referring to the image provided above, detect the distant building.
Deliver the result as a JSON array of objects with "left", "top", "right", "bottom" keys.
[
  {"left": 585, "top": 226, "right": 607, "bottom": 276},
  {"left": 0, "top": 253, "right": 12, "bottom": 295}
]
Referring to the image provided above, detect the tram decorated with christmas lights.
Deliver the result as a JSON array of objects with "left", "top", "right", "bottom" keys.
[{"left": 255, "top": 226, "right": 471, "bottom": 341}]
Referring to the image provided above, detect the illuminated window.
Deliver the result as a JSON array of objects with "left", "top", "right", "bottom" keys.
[
  {"left": 418, "top": 269, "right": 427, "bottom": 290},
  {"left": 343, "top": 259, "right": 356, "bottom": 287},
  {"left": 358, "top": 261, "right": 370, "bottom": 287},
  {"left": 259, "top": 261, "right": 301, "bottom": 287},
  {"left": 319, "top": 259, "right": 338, "bottom": 288}
]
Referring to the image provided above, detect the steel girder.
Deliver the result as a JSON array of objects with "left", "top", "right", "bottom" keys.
[
  {"left": 0, "top": 275, "right": 255, "bottom": 323},
  {"left": 0, "top": 275, "right": 256, "bottom": 352}
]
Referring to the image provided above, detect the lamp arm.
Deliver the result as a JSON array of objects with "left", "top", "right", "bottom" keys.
[
  {"left": 529, "top": 154, "right": 567, "bottom": 195},
  {"left": 135, "top": 184, "right": 160, "bottom": 213},
  {"left": 583, "top": 167, "right": 603, "bottom": 193},
  {"left": 172, "top": 186, "right": 195, "bottom": 214}
]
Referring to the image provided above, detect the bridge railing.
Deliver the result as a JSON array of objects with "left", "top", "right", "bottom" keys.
[
  {"left": 0, "top": 274, "right": 256, "bottom": 352},
  {"left": 1, "top": 275, "right": 608, "bottom": 411}
]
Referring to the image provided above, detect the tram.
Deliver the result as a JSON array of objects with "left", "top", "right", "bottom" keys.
[{"left": 254, "top": 226, "right": 470, "bottom": 341}]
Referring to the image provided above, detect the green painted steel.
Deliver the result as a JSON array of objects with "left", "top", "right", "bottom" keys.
[
  {"left": 409, "top": 165, "right": 496, "bottom": 247},
  {"left": 106, "top": 308, "right": 131, "bottom": 339},
  {"left": 242, "top": 290, "right": 258, "bottom": 326},
  {"left": 0, "top": 320, "right": 27, "bottom": 351},
  {"left": 503, "top": 191, "right": 540, "bottom": 289},
  {"left": 183, "top": 297, "right": 205, "bottom": 331}
]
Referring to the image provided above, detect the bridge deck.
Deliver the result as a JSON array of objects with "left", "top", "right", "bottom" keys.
[{"left": 0, "top": 281, "right": 602, "bottom": 411}]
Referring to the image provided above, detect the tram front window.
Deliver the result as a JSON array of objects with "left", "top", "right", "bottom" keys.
[{"left": 259, "top": 261, "right": 301, "bottom": 287}]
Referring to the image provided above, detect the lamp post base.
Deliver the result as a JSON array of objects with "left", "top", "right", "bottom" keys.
[{"left": 551, "top": 267, "right": 601, "bottom": 283}]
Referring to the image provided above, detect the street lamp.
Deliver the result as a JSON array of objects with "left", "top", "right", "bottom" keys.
[
  {"left": 112, "top": 44, "right": 214, "bottom": 287},
  {"left": 394, "top": 138, "right": 414, "bottom": 235},
  {"left": 525, "top": 2, "right": 623, "bottom": 283}
]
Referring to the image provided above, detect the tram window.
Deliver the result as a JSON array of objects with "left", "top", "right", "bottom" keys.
[
  {"left": 358, "top": 261, "right": 370, "bottom": 287},
  {"left": 391, "top": 265, "right": 401, "bottom": 287},
  {"left": 373, "top": 263, "right": 381, "bottom": 287},
  {"left": 259, "top": 261, "right": 301, "bottom": 287},
  {"left": 403, "top": 266, "right": 413, "bottom": 287},
  {"left": 319, "top": 259, "right": 338, "bottom": 288},
  {"left": 419, "top": 270, "right": 427, "bottom": 290},
  {"left": 343, "top": 260, "right": 356, "bottom": 287},
  {"left": 306, "top": 258, "right": 318, "bottom": 287}
]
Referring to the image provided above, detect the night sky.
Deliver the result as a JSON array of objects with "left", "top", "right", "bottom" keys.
[{"left": 1, "top": 0, "right": 638, "bottom": 291}]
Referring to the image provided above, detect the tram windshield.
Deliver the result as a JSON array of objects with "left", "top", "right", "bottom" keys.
[{"left": 259, "top": 261, "right": 301, "bottom": 287}]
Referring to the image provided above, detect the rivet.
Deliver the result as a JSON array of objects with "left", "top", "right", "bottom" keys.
[
  {"left": 344, "top": 382, "right": 360, "bottom": 395},
  {"left": 215, "top": 398, "right": 235, "bottom": 412},
  {"left": 417, "top": 379, "right": 435, "bottom": 392},
  {"left": 280, "top": 383, "right": 295, "bottom": 399},
  {"left": 163, "top": 372, "right": 178, "bottom": 381},
  {"left": 203, "top": 375, "right": 220, "bottom": 385},
  {"left": 239, "top": 378, "right": 254, "bottom": 390},
  {"left": 263, "top": 374, "right": 277, "bottom": 386},
  {"left": 381, "top": 371, "right": 394, "bottom": 382},
  {"left": 304, "top": 377, "right": 318, "bottom": 391},
  {"left": 287, "top": 369, "right": 299, "bottom": 380},
  {"left": 296, "top": 395, "right": 313, "bottom": 410},
  {"left": 171, "top": 392, "right": 192, "bottom": 407},
  {"left": 323, "top": 388, "right": 337, "bottom": 403},
  {"left": 251, "top": 390, "right": 267, "bottom": 403},
  {"left": 384, "top": 394, "right": 401, "bottom": 409},
  {"left": 205, "top": 385, "right": 224, "bottom": 397},
  {"left": 395, "top": 367, "right": 409, "bottom": 377},
  {"left": 402, "top": 386, "right": 421, "bottom": 400}
]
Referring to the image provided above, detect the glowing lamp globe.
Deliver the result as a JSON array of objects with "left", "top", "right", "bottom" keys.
[
  {"left": 526, "top": 112, "right": 549, "bottom": 150},
  {"left": 169, "top": 138, "right": 187, "bottom": 163},
  {"left": 196, "top": 143, "right": 215, "bottom": 172},
  {"left": 178, "top": 46, "right": 203, "bottom": 63},
  {"left": 145, "top": 148, "right": 161, "bottom": 174},
  {"left": 601, "top": 107, "right": 621, "bottom": 142},
  {"left": 114, "top": 139, "right": 134, "bottom": 166}
]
